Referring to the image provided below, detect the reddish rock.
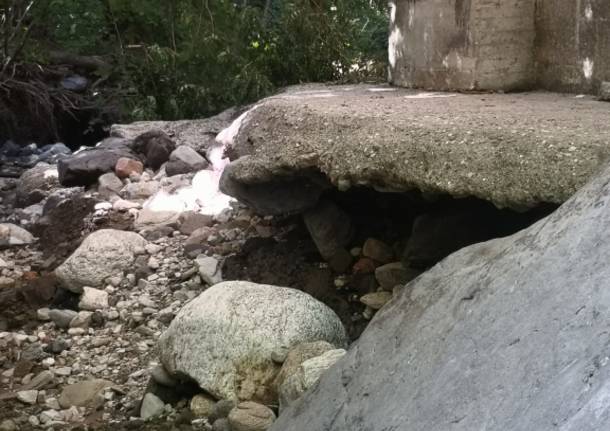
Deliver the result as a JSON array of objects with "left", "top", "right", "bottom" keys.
[
  {"left": 115, "top": 158, "right": 144, "bottom": 179},
  {"left": 352, "top": 257, "right": 376, "bottom": 274}
]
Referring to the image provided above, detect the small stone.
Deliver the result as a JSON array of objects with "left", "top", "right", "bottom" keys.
[
  {"left": 178, "top": 212, "right": 214, "bottom": 235},
  {"left": 147, "top": 256, "right": 160, "bottom": 270},
  {"left": 359, "top": 291, "right": 393, "bottom": 310},
  {"left": 17, "top": 389, "right": 39, "bottom": 405},
  {"left": 95, "top": 202, "right": 112, "bottom": 211},
  {"left": 42, "top": 357, "right": 55, "bottom": 368},
  {"left": 22, "top": 370, "right": 55, "bottom": 390},
  {"left": 353, "top": 257, "right": 376, "bottom": 274},
  {"left": 209, "top": 400, "right": 236, "bottom": 423},
  {"left": 0, "top": 420, "right": 17, "bottom": 431},
  {"left": 45, "top": 397, "right": 61, "bottom": 410},
  {"left": 190, "top": 393, "right": 216, "bottom": 418},
  {"left": 53, "top": 367, "right": 72, "bottom": 377},
  {"left": 48, "top": 309, "right": 78, "bottom": 329},
  {"left": 98, "top": 172, "right": 124, "bottom": 197},
  {"left": 362, "top": 238, "right": 394, "bottom": 263},
  {"left": 196, "top": 255, "right": 222, "bottom": 286},
  {"left": 0, "top": 223, "right": 35, "bottom": 246},
  {"left": 39, "top": 409, "right": 62, "bottom": 424},
  {"left": 113, "top": 199, "right": 140, "bottom": 211},
  {"left": 28, "top": 416, "right": 40, "bottom": 427},
  {"left": 70, "top": 311, "right": 93, "bottom": 328},
  {"left": 228, "top": 402, "right": 276, "bottom": 431},
  {"left": 140, "top": 393, "right": 165, "bottom": 420},
  {"left": 375, "top": 262, "right": 420, "bottom": 290},
  {"left": 48, "top": 338, "right": 69, "bottom": 354},
  {"left": 37, "top": 308, "right": 51, "bottom": 321},
  {"left": 213, "top": 418, "right": 232, "bottom": 431},
  {"left": 78, "top": 287, "right": 109, "bottom": 311},
  {"left": 115, "top": 157, "right": 144, "bottom": 179},
  {"left": 145, "top": 243, "right": 163, "bottom": 255},
  {"left": 59, "top": 379, "right": 113, "bottom": 408}
]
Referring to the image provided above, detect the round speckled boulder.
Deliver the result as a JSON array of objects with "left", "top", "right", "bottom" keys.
[{"left": 158, "top": 281, "right": 347, "bottom": 403}]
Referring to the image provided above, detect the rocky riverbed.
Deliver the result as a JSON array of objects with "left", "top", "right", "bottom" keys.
[
  {"left": 2, "top": 85, "right": 609, "bottom": 431},
  {"left": 0, "top": 107, "right": 430, "bottom": 430}
]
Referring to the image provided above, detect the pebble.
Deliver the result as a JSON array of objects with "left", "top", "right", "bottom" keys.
[
  {"left": 196, "top": 255, "right": 222, "bottom": 286},
  {"left": 45, "top": 397, "right": 61, "bottom": 410},
  {"left": 138, "top": 296, "right": 156, "bottom": 308},
  {"left": 228, "top": 402, "right": 276, "bottom": 431},
  {"left": 190, "top": 393, "right": 215, "bottom": 418},
  {"left": 362, "top": 238, "right": 394, "bottom": 263},
  {"left": 37, "top": 308, "right": 51, "bottom": 321},
  {"left": 70, "top": 311, "right": 93, "bottom": 328},
  {"left": 145, "top": 244, "right": 163, "bottom": 255},
  {"left": 53, "top": 366, "right": 72, "bottom": 377},
  {"left": 41, "top": 357, "right": 55, "bottom": 368},
  {"left": 360, "top": 291, "right": 393, "bottom": 310},
  {"left": 140, "top": 393, "right": 165, "bottom": 420},
  {"left": 0, "top": 419, "right": 17, "bottom": 431},
  {"left": 39, "top": 409, "right": 62, "bottom": 424},
  {"left": 79, "top": 287, "right": 109, "bottom": 311},
  {"left": 48, "top": 309, "right": 78, "bottom": 329},
  {"left": 17, "top": 389, "right": 39, "bottom": 405}
]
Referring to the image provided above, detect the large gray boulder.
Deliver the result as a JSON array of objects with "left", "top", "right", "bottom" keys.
[
  {"left": 58, "top": 139, "right": 140, "bottom": 187},
  {"left": 222, "top": 84, "right": 610, "bottom": 212},
  {"left": 158, "top": 281, "right": 347, "bottom": 404},
  {"left": 54, "top": 229, "right": 147, "bottom": 293},
  {"left": 271, "top": 164, "right": 610, "bottom": 430}
]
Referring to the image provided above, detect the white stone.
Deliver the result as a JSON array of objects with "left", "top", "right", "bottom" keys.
[
  {"left": 78, "top": 287, "right": 109, "bottom": 311},
  {"left": 0, "top": 224, "right": 35, "bottom": 247},
  {"left": 140, "top": 393, "right": 165, "bottom": 420},
  {"left": 158, "top": 281, "right": 347, "bottom": 402},
  {"left": 94, "top": 202, "right": 112, "bottom": 211},
  {"left": 37, "top": 308, "right": 51, "bottom": 321},
  {"left": 39, "top": 409, "right": 62, "bottom": 424},
  {"left": 113, "top": 199, "right": 141, "bottom": 211},
  {"left": 196, "top": 255, "right": 222, "bottom": 286},
  {"left": 17, "top": 389, "right": 39, "bottom": 405}
]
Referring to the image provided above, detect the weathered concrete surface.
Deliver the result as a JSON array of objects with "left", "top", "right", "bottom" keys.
[
  {"left": 270, "top": 159, "right": 610, "bottom": 430},
  {"left": 388, "top": 0, "right": 536, "bottom": 91},
  {"left": 536, "top": 0, "right": 610, "bottom": 93},
  {"left": 221, "top": 84, "right": 610, "bottom": 211}
]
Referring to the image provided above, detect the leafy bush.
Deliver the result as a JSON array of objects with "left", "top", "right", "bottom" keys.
[{"left": 6, "top": 0, "right": 389, "bottom": 123}]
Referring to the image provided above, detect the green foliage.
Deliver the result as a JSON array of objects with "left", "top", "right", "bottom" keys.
[
  {"left": 17, "top": 0, "right": 389, "bottom": 121},
  {"left": 44, "top": 0, "right": 109, "bottom": 55}
]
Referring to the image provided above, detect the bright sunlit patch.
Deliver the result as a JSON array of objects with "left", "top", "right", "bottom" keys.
[
  {"left": 388, "top": 27, "right": 403, "bottom": 68},
  {"left": 583, "top": 58, "right": 594, "bottom": 80},
  {"left": 404, "top": 92, "right": 457, "bottom": 99},
  {"left": 368, "top": 87, "right": 397, "bottom": 93},
  {"left": 143, "top": 106, "right": 262, "bottom": 216}
]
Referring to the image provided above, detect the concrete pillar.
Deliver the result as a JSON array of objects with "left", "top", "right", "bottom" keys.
[{"left": 389, "top": 0, "right": 536, "bottom": 91}]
